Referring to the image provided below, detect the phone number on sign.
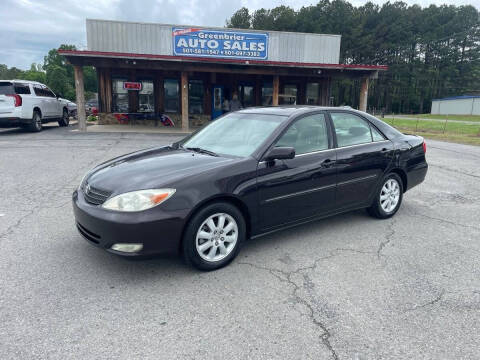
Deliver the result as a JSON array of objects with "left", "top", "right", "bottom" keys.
[{"left": 179, "top": 48, "right": 262, "bottom": 57}]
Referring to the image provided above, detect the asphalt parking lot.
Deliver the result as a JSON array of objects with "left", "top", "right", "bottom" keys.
[{"left": 1, "top": 124, "right": 479, "bottom": 359}]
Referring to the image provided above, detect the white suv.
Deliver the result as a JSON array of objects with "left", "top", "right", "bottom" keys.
[{"left": 0, "top": 80, "right": 71, "bottom": 132}]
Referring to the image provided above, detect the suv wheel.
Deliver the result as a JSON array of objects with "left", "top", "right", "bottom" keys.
[
  {"left": 183, "top": 202, "right": 245, "bottom": 271},
  {"left": 28, "top": 111, "right": 42, "bottom": 132},
  {"left": 58, "top": 108, "right": 69, "bottom": 127}
]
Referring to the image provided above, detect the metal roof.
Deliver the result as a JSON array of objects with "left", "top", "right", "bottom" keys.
[
  {"left": 86, "top": 19, "right": 341, "bottom": 64},
  {"left": 432, "top": 95, "right": 480, "bottom": 101}
]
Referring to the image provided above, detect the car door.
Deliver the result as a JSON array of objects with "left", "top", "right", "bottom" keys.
[
  {"left": 44, "top": 86, "right": 60, "bottom": 117},
  {"left": 329, "top": 111, "right": 394, "bottom": 210},
  {"left": 257, "top": 112, "right": 337, "bottom": 231},
  {"left": 33, "top": 85, "right": 51, "bottom": 117}
]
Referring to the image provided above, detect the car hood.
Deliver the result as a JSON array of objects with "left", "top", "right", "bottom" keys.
[{"left": 86, "top": 147, "right": 236, "bottom": 194}]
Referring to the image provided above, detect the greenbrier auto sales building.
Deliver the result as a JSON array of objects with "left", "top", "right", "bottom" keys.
[{"left": 60, "top": 19, "right": 387, "bottom": 131}]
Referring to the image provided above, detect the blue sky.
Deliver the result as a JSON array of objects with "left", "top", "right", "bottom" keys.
[{"left": 1, "top": 0, "right": 479, "bottom": 70}]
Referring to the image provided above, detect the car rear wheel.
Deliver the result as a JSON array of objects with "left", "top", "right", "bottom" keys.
[
  {"left": 368, "top": 173, "right": 403, "bottom": 219},
  {"left": 58, "top": 108, "right": 69, "bottom": 127},
  {"left": 28, "top": 111, "right": 42, "bottom": 132},
  {"left": 183, "top": 202, "right": 245, "bottom": 271}
]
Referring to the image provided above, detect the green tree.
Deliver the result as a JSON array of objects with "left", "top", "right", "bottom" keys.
[
  {"left": 226, "top": 7, "right": 251, "bottom": 28},
  {"left": 227, "top": 1, "right": 480, "bottom": 113}
]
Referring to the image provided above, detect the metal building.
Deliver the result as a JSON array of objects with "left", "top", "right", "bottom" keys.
[
  {"left": 61, "top": 19, "right": 387, "bottom": 131},
  {"left": 431, "top": 96, "right": 480, "bottom": 116}
]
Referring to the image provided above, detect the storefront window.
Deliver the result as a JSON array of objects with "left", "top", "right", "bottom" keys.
[
  {"left": 306, "top": 83, "right": 320, "bottom": 105},
  {"left": 139, "top": 80, "right": 154, "bottom": 113},
  {"left": 189, "top": 80, "right": 204, "bottom": 114},
  {"left": 112, "top": 78, "right": 129, "bottom": 112},
  {"left": 238, "top": 84, "right": 254, "bottom": 108},
  {"left": 262, "top": 83, "right": 273, "bottom": 106},
  {"left": 164, "top": 79, "right": 179, "bottom": 113},
  {"left": 280, "top": 84, "right": 297, "bottom": 105}
]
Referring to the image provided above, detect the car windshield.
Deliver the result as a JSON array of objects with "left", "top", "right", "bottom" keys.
[{"left": 181, "top": 112, "right": 287, "bottom": 157}]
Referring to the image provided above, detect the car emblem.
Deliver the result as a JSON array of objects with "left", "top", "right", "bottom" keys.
[{"left": 86, "top": 184, "right": 91, "bottom": 194}]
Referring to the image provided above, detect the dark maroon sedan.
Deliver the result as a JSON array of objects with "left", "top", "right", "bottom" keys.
[{"left": 73, "top": 106, "right": 427, "bottom": 270}]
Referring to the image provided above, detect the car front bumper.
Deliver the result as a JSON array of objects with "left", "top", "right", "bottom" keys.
[{"left": 72, "top": 189, "right": 188, "bottom": 256}]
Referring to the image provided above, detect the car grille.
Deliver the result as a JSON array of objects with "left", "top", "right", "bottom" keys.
[{"left": 83, "top": 183, "right": 112, "bottom": 205}]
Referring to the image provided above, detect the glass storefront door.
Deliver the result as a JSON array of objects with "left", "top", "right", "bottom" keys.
[
  {"left": 238, "top": 84, "right": 255, "bottom": 108},
  {"left": 138, "top": 80, "right": 154, "bottom": 113}
]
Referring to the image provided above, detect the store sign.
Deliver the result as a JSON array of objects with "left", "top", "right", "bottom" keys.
[
  {"left": 173, "top": 27, "right": 268, "bottom": 60},
  {"left": 123, "top": 82, "right": 142, "bottom": 91}
]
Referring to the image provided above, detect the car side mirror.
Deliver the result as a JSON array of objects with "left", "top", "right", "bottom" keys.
[{"left": 264, "top": 147, "right": 295, "bottom": 161}]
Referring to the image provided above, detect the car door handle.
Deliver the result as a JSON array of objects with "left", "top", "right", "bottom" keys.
[
  {"left": 321, "top": 159, "right": 336, "bottom": 168},
  {"left": 381, "top": 148, "right": 390, "bottom": 153}
]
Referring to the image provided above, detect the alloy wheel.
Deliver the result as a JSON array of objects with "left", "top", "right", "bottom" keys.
[
  {"left": 195, "top": 213, "right": 238, "bottom": 262},
  {"left": 380, "top": 178, "right": 400, "bottom": 213}
]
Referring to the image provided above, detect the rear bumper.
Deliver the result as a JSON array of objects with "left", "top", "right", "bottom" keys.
[
  {"left": 72, "top": 189, "right": 188, "bottom": 256},
  {"left": 0, "top": 117, "right": 30, "bottom": 127},
  {"left": 406, "top": 162, "right": 428, "bottom": 191}
]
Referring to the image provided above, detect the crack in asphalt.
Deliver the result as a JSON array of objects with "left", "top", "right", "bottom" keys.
[
  {"left": 0, "top": 144, "right": 119, "bottom": 242},
  {"left": 404, "top": 290, "right": 445, "bottom": 312},
  {"left": 239, "top": 247, "right": 376, "bottom": 360},
  {"left": 377, "top": 218, "right": 396, "bottom": 259}
]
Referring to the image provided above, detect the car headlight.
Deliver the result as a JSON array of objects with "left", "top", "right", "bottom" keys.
[{"left": 102, "top": 189, "right": 176, "bottom": 212}]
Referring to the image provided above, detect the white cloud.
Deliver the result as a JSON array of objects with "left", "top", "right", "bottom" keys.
[{"left": 0, "top": 0, "right": 478, "bottom": 69}]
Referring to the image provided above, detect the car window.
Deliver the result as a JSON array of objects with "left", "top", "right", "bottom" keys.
[
  {"left": 0, "top": 82, "right": 15, "bottom": 95},
  {"left": 33, "top": 85, "right": 44, "bottom": 97},
  {"left": 44, "top": 86, "right": 55, "bottom": 97},
  {"left": 331, "top": 112, "right": 373, "bottom": 147},
  {"left": 275, "top": 113, "right": 329, "bottom": 155},
  {"left": 14, "top": 83, "right": 31, "bottom": 95},
  {"left": 181, "top": 113, "right": 287, "bottom": 157},
  {"left": 371, "top": 125, "right": 385, "bottom": 141}
]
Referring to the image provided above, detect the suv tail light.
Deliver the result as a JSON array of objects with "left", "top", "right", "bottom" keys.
[
  {"left": 6, "top": 94, "right": 22, "bottom": 107},
  {"left": 422, "top": 141, "right": 426, "bottom": 153}
]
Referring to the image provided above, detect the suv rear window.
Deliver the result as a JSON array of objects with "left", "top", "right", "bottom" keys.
[
  {"left": 0, "top": 82, "right": 31, "bottom": 95},
  {"left": 0, "top": 82, "right": 15, "bottom": 95}
]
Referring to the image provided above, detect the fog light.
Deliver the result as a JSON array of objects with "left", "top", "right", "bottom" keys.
[{"left": 111, "top": 243, "right": 143, "bottom": 253}]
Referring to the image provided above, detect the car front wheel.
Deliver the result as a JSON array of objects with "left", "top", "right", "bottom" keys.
[
  {"left": 368, "top": 173, "right": 403, "bottom": 219},
  {"left": 183, "top": 202, "right": 245, "bottom": 271}
]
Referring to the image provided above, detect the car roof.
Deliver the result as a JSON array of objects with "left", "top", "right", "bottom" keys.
[
  {"left": 0, "top": 80, "right": 44, "bottom": 85},
  {"left": 238, "top": 105, "right": 366, "bottom": 117}
]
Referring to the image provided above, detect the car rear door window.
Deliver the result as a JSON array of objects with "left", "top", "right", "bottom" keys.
[
  {"left": 275, "top": 113, "right": 329, "bottom": 155},
  {"left": 331, "top": 112, "right": 373, "bottom": 147},
  {"left": 33, "top": 85, "right": 44, "bottom": 96},
  {"left": 371, "top": 125, "right": 385, "bottom": 141}
]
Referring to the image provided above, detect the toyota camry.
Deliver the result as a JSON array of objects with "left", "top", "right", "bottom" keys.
[{"left": 73, "top": 106, "right": 428, "bottom": 270}]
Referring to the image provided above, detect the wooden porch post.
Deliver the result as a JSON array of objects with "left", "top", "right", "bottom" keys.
[
  {"left": 359, "top": 76, "right": 369, "bottom": 112},
  {"left": 73, "top": 65, "right": 86, "bottom": 131},
  {"left": 181, "top": 71, "right": 189, "bottom": 131},
  {"left": 272, "top": 75, "right": 279, "bottom": 106}
]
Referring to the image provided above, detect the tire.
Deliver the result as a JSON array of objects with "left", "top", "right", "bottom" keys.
[
  {"left": 58, "top": 108, "right": 69, "bottom": 127},
  {"left": 367, "top": 173, "right": 403, "bottom": 219},
  {"left": 28, "top": 111, "right": 42, "bottom": 132},
  {"left": 183, "top": 202, "right": 246, "bottom": 271}
]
